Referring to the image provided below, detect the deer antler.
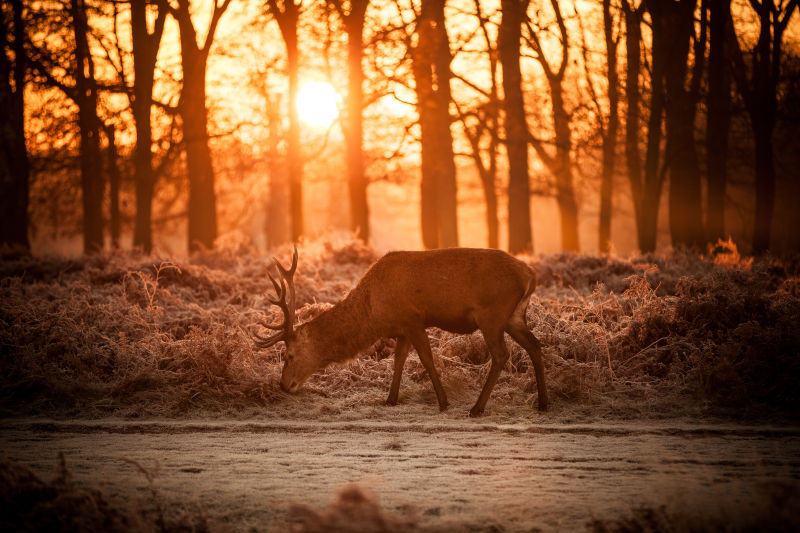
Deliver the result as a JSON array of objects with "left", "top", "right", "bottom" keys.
[{"left": 253, "top": 246, "right": 298, "bottom": 348}]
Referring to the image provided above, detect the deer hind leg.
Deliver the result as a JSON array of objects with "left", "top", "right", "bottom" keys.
[
  {"left": 506, "top": 304, "right": 549, "bottom": 411},
  {"left": 470, "top": 328, "right": 510, "bottom": 417},
  {"left": 408, "top": 328, "right": 449, "bottom": 411},
  {"left": 386, "top": 336, "right": 410, "bottom": 406}
]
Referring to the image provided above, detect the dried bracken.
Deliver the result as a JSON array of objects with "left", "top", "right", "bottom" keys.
[{"left": 1, "top": 236, "right": 798, "bottom": 420}]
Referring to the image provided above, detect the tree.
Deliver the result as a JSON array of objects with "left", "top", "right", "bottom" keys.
[
  {"left": 0, "top": 0, "right": 30, "bottom": 252},
  {"left": 621, "top": 0, "right": 646, "bottom": 250},
  {"left": 131, "top": 0, "right": 168, "bottom": 253},
  {"left": 266, "top": 0, "right": 303, "bottom": 243},
  {"left": 171, "top": 0, "right": 232, "bottom": 252},
  {"left": 455, "top": 0, "right": 500, "bottom": 249},
  {"left": 103, "top": 123, "right": 121, "bottom": 248},
  {"left": 728, "top": 0, "right": 798, "bottom": 253},
  {"left": 500, "top": 0, "right": 532, "bottom": 254},
  {"left": 526, "top": 0, "right": 580, "bottom": 252},
  {"left": 658, "top": 0, "right": 706, "bottom": 248},
  {"left": 69, "top": 0, "right": 104, "bottom": 253},
  {"left": 328, "top": 0, "right": 371, "bottom": 242},
  {"left": 705, "top": 0, "right": 732, "bottom": 243},
  {"left": 637, "top": 0, "right": 669, "bottom": 253},
  {"left": 598, "top": 0, "right": 620, "bottom": 253},
  {"left": 265, "top": 93, "right": 291, "bottom": 248},
  {"left": 412, "top": 0, "right": 458, "bottom": 249}
]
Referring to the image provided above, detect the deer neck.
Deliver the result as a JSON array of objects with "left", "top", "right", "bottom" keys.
[{"left": 310, "top": 290, "right": 376, "bottom": 365}]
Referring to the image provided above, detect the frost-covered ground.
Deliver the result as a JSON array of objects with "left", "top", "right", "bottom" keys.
[{"left": 1, "top": 237, "right": 799, "bottom": 530}]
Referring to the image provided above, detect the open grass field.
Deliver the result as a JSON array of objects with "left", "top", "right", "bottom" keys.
[{"left": 2, "top": 237, "right": 799, "bottom": 531}]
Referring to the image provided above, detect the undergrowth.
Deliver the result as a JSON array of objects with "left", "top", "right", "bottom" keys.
[
  {"left": 0, "top": 454, "right": 209, "bottom": 532},
  {"left": 1, "top": 236, "right": 798, "bottom": 420}
]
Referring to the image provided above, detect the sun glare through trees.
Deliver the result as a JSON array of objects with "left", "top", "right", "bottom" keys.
[{"left": 297, "top": 80, "right": 341, "bottom": 128}]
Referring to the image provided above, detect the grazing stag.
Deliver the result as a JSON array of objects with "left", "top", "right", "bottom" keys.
[{"left": 254, "top": 247, "right": 548, "bottom": 416}]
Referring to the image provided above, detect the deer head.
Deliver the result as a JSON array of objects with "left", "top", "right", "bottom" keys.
[{"left": 253, "top": 247, "right": 322, "bottom": 393}]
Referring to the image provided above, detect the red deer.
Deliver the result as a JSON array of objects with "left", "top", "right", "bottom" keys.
[{"left": 254, "top": 247, "right": 548, "bottom": 416}]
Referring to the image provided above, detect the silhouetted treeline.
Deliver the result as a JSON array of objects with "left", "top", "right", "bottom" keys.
[{"left": 1, "top": 0, "right": 798, "bottom": 255}]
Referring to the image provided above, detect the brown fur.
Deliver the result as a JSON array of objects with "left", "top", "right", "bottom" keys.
[{"left": 279, "top": 248, "right": 548, "bottom": 416}]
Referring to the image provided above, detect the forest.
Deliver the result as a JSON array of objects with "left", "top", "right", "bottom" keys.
[
  {"left": 1, "top": 0, "right": 798, "bottom": 256},
  {"left": 2, "top": 1, "right": 800, "bottom": 532}
]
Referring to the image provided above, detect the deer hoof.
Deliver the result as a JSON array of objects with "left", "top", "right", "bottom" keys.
[
  {"left": 469, "top": 407, "right": 484, "bottom": 417},
  {"left": 438, "top": 401, "right": 449, "bottom": 412},
  {"left": 537, "top": 396, "right": 549, "bottom": 412},
  {"left": 385, "top": 398, "right": 398, "bottom": 406}
]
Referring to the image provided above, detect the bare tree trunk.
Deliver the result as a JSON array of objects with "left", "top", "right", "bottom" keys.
[
  {"left": 500, "top": 0, "right": 532, "bottom": 254},
  {"left": 598, "top": 0, "right": 619, "bottom": 254},
  {"left": 663, "top": 0, "right": 705, "bottom": 249},
  {"left": 622, "top": 1, "right": 644, "bottom": 249},
  {"left": 0, "top": 0, "right": 30, "bottom": 252},
  {"left": 552, "top": 89, "right": 579, "bottom": 252},
  {"left": 527, "top": 0, "right": 578, "bottom": 252},
  {"left": 104, "top": 124, "right": 121, "bottom": 248},
  {"left": 131, "top": 0, "right": 166, "bottom": 253},
  {"left": 640, "top": 0, "right": 667, "bottom": 253},
  {"left": 726, "top": 0, "right": 796, "bottom": 253},
  {"left": 266, "top": 95, "right": 290, "bottom": 247},
  {"left": 412, "top": 0, "right": 458, "bottom": 249},
  {"left": 331, "top": 0, "right": 370, "bottom": 242},
  {"left": 71, "top": 0, "right": 104, "bottom": 253},
  {"left": 705, "top": 0, "right": 731, "bottom": 243},
  {"left": 173, "top": 0, "right": 231, "bottom": 252},
  {"left": 469, "top": 0, "right": 500, "bottom": 249},
  {"left": 268, "top": 0, "right": 303, "bottom": 243}
]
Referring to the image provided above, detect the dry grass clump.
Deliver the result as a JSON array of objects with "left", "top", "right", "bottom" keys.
[
  {"left": 289, "top": 484, "right": 416, "bottom": 532},
  {"left": 0, "top": 237, "right": 368, "bottom": 417},
  {"left": 0, "top": 454, "right": 135, "bottom": 532},
  {"left": 0, "top": 454, "right": 211, "bottom": 533},
  {"left": 589, "top": 482, "right": 800, "bottom": 533},
  {"left": 1, "top": 235, "right": 799, "bottom": 419}
]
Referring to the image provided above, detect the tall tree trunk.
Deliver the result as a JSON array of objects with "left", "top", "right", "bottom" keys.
[
  {"left": 268, "top": 0, "right": 303, "bottom": 243},
  {"left": 104, "top": 124, "right": 121, "bottom": 248},
  {"left": 174, "top": 0, "right": 231, "bottom": 252},
  {"left": 335, "top": 0, "right": 370, "bottom": 242},
  {"left": 0, "top": 0, "right": 30, "bottom": 252},
  {"left": 552, "top": 88, "right": 579, "bottom": 251},
  {"left": 471, "top": 0, "right": 500, "bottom": 249},
  {"left": 71, "top": 0, "right": 104, "bottom": 253},
  {"left": 180, "top": 49, "right": 216, "bottom": 251},
  {"left": 705, "top": 0, "right": 731, "bottom": 243},
  {"left": 664, "top": 0, "right": 705, "bottom": 249},
  {"left": 130, "top": 0, "right": 166, "bottom": 253},
  {"left": 527, "top": 0, "right": 578, "bottom": 252},
  {"left": 266, "top": 95, "right": 290, "bottom": 248},
  {"left": 747, "top": 0, "right": 793, "bottom": 253},
  {"left": 598, "top": 0, "right": 619, "bottom": 254},
  {"left": 500, "top": 0, "right": 532, "bottom": 254},
  {"left": 286, "top": 30, "right": 303, "bottom": 242},
  {"left": 640, "top": 0, "right": 667, "bottom": 253},
  {"left": 622, "top": 1, "right": 644, "bottom": 249},
  {"left": 727, "top": 0, "right": 797, "bottom": 253},
  {"left": 413, "top": 0, "right": 458, "bottom": 249}
]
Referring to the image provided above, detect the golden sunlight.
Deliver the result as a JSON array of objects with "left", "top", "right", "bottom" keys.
[{"left": 296, "top": 81, "right": 340, "bottom": 128}]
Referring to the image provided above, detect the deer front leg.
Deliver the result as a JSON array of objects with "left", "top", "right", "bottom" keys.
[
  {"left": 470, "top": 329, "right": 510, "bottom": 417},
  {"left": 386, "top": 336, "right": 410, "bottom": 406},
  {"left": 408, "top": 329, "right": 449, "bottom": 411}
]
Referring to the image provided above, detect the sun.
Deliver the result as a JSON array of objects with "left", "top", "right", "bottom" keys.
[{"left": 296, "top": 81, "right": 340, "bottom": 128}]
